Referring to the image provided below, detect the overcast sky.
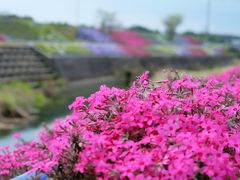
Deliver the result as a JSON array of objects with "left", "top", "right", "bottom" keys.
[{"left": 0, "top": 0, "right": 239, "bottom": 35}]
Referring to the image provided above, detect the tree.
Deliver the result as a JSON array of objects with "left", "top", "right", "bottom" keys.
[
  {"left": 129, "top": 25, "right": 155, "bottom": 33},
  {"left": 97, "top": 10, "right": 121, "bottom": 32},
  {"left": 163, "top": 15, "right": 183, "bottom": 41}
]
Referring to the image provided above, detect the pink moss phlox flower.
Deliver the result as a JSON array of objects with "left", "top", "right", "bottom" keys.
[
  {"left": 2, "top": 67, "right": 240, "bottom": 179},
  {"left": 12, "top": 132, "right": 21, "bottom": 139}
]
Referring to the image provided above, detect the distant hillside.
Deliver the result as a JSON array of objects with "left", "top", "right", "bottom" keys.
[
  {"left": 183, "top": 31, "right": 240, "bottom": 44},
  {"left": 0, "top": 13, "right": 239, "bottom": 44},
  {"left": 0, "top": 14, "right": 77, "bottom": 40}
]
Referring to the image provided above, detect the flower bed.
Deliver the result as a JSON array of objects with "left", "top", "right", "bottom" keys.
[
  {"left": 111, "top": 30, "right": 150, "bottom": 46},
  {"left": 76, "top": 27, "right": 113, "bottom": 43},
  {"left": 1, "top": 67, "right": 240, "bottom": 179},
  {"left": 84, "top": 43, "right": 126, "bottom": 57}
]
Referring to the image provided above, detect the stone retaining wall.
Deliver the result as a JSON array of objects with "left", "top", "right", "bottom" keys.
[{"left": 52, "top": 55, "right": 233, "bottom": 81}]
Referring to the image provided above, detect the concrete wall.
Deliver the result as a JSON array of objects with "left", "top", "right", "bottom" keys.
[{"left": 52, "top": 55, "right": 234, "bottom": 81}]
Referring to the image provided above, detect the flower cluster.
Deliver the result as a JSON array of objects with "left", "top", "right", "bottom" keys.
[{"left": 1, "top": 67, "right": 240, "bottom": 179}]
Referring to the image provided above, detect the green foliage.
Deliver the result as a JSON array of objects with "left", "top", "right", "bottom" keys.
[
  {"left": 0, "top": 81, "right": 48, "bottom": 117},
  {"left": 63, "top": 44, "right": 91, "bottom": 55},
  {"left": 139, "top": 32, "right": 165, "bottom": 44},
  {"left": 0, "top": 14, "right": 40, "bottom": 39},
  {"left": 148, "top": 45, "right": 177, "bottom": 56},
  {"left": 0, "top": 14, "right": 77, "bottom": 40},
  {"left": 97, "top": 10, "right": 121, "bottom": 32},
  {"left": 129, "top": 26, "right": 159, "bottom": 34},
  {"left": 163, "top": 15, "right": 183, "bottom": 41},
  {"left": 35, "top": 43, "right": 61, "bottom": 55},
  {"left": 39, "top": 23, "right": 76, "bottom": 41},
  {"left": 183, "top": 31, "right": 240, "bottom": 44},
  {"left": 35, "top": 42, "right": 91, "bottom": 56}
]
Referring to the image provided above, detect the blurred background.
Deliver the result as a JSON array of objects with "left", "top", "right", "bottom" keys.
[{"left": 0, "top": 0, "right": 239, "bottom": 146}]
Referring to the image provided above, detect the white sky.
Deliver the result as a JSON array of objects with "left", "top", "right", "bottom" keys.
[{"left": 0, "top": 0, "right": 239, "bottom": 35}]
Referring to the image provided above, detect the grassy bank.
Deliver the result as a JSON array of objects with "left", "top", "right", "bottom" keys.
[
  {"left": 0, "top": 81, "right": 48, "bottom": 130},
  {"left": 0, "top": 76, "right": 126, "bottom": 137},
  {"left": 152, "top": 60, "right": 240, "bottom": 82}
]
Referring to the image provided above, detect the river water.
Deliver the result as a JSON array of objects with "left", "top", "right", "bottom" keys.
[{"left": 0, "top": 125, "right": 49, "bottom": 148}]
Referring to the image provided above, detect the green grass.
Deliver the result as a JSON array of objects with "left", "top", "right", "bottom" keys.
[
  {"left": 35, "top": 42, "right": 91, "bottom": 56},
  {"left": 0, "top": 81, "right": 48, "bottom": 117},
  {"left": 0, "top": 14, "right": 76, "bottom": 40},
  {"left": 152, "top": 62, "right": 240, "bottom": 82},
  {"left": 148, "top": 45, "right": 177, "bottom": 56}
]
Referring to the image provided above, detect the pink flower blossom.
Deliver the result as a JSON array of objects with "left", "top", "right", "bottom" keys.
[
  {"left": 12, "top": 132, "right": 21, "bottom": 139},
  {"left": 1, "top": 67, "right": 240, "bottom": 179}
]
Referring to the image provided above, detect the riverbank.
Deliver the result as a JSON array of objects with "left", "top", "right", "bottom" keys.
[
  {"left": 151, "top": 59, "right": 240, "bottom": 81},
  {"left": 0, "top": 76, "right": 125, "bottom": 137}
]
